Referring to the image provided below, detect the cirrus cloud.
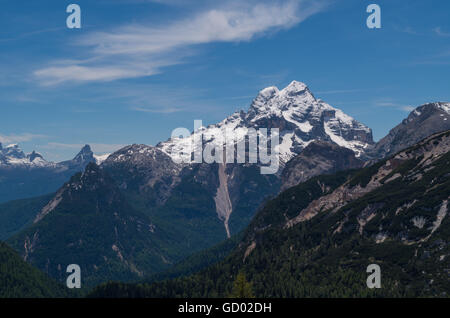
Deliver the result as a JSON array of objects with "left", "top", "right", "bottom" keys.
[
  {"left": 0, "top": 133, "right": 48, "bottom": 145},
  {"left": 34, "top": 0, "right": 328, "bottom": 85},
  {"left": 43, "top": 142, "right": 126, "bottom": 154}
]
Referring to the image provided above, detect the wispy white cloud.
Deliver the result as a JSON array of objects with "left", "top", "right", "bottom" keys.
[
  {"left": 0, "top": 133, "right": 48, "bottom": 144},
  {"left": 433, "top": 27, "right": 450, "bottom": 37},
  {"left": 82, "top": 2, "right": 311, "bottom": 55},
  {"left": 102, "top": 0, "right": 194, "bottom": 5},
  {"left": 373, "top": 100, "right": 414, "bottom": 112},
  {"left": 131, "top": 106, "right": 185, "bottom": 114},
  {"left": 35, "top": 65, "right": 158, "bottom": 85},
  {"left": 34, "top": 0, "right": 327, "bottom": 85},
  {"left": 394, "top": 25, "right": 420, "bottom": 36},
  {"left": 316, "top": 88, "right": 365, "bottom": 95},
  {"left": 409, "top": 49, "right": 450, "bottom": 66},
  {"left": 43, "top": 142, "right": 126, "bottom": 154},
  {"left": 0, "top": 27, "right": 66, "bottom": 43},
  {"left": 400, "top": 106, "right": 415, "bottom": 112},
  {"left": 70, "top": 81, "right": 241, "bottom": 114}
]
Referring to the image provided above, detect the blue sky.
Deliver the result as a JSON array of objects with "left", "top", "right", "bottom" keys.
[{"left": 0, "top": 0, "right": 449, "bottom": 161}]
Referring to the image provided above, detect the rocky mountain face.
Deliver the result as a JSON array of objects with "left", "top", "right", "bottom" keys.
[
  {"left": 100, "top": 142, "right": 279, "bottom": 238},
  {"left": 101, "top": 144, "right": 182, "bottom": 205},
  {"left": 284, "top": 130, "right": 450, "bottom": 229},
  {"left": 281, "top": 140, "right": 363, "bottom": 191},
  {"left": 0, "top": 144, "right": 106, "bottom": 203},
  {"left": 154, "top": 81, "right": 373, "bottom": 236},
  {"left": 370, "top": 102, "right": 450, "bottom": 159}
]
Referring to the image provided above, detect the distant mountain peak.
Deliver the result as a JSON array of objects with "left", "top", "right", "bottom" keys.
[
  {"left": 406, "top": 102, "right": 450, "bottom": 121},
  {"left": 0, "top": 143, "right": 52, "bottom": 168},
  {"left": 371, "top": 101, "right": 450, "bottom": 158},
  {"left": 72, "top": 144, "right": 94, "bottom": 162},
  {"left": 27, "top": 151, "right": 44, "bottom": 163},
  {"left": 74, "top": 144, "right": 93, "bottom": 159},
  {"left": 58, "top": 144, "right": 95, "bottom": 170},
  {"left": 3, "top": 144, "right": 26, "bottom": 159},
  {"left": 80, "top": 144, "right": 92, "bottom": 152}
]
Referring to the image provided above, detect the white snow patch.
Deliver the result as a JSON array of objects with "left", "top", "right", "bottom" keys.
[
  {"left": 298, "top": 121, "right": 313, "bottom": 133},
  {"left": 94, "top": 154, "right": 110, "bottom": 164},
  {"left": 438, "top": 103, "right": 450, "bottom": 114},
  {"left": 276, "top": 132, "right": 295, "bottom": 162}
]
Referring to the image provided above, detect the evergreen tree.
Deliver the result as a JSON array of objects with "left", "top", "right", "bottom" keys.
[{"left": 229, "top": 272, "right": 254, "bottom": 298}]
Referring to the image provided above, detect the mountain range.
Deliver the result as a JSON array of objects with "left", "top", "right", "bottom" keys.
[
  {"left": 0, "top": 144, "right": 108, "bottom": 203},
  {"left": 90, "top": 130, "right": 450, "bottom": 298},
  {"left": 1, "top": 81, "right": 449, "bottom": 290}
]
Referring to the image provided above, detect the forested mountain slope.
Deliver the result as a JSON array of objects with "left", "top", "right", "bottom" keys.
[
  {"left": 90, "top": 131, "right": 450, "bottom": 298},
  {"left": 0, "top": 242, "right": 70, "bottom": 298}
]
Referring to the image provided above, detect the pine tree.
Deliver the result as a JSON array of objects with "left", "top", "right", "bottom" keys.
[{"left": 229, "top": 272, "right": 254, "bottom": 298}]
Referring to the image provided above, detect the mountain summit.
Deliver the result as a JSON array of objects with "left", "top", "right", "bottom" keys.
[
  {"left": 371, "top": 102, "right": 450, "bottom": 158},
  {"left": 159, "top": 81, "right": 374, "bottom": 164},
  {"left": 0, "top": 144, "right": 51, "bottom": 168},
  {"left": 60, "top": 144, "right": 95, "bottom": 170}
]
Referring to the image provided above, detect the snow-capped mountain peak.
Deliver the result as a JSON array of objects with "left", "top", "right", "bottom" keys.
[
  {"left": 0, "top": 143, "right": 52, "bottom": 167},
  {"left": 279, "top": 80, "right": 311, "bottom": 97},
  {"left": 3, "top": 144, "right": 26, "bottom": 159},
  {"left": 158, "top": 81, "right": 374, "bottom": 164}
]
